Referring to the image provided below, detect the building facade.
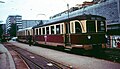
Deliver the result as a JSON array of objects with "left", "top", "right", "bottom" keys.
[
  {"left": 84, "top": 0, "right": 119, "bottom": 35},
  {"left": 83, "top": 0, "right": 120, "bottom": 48},
  {"left": 22, "top": 20, "right": 48, "bottom": 28},
  {"left": 6, "top": 15, "right": 22, "bottom": 34}
]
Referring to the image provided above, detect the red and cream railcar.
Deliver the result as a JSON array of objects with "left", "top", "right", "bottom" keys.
[
  {"left": 32, "top": 14, "right": 107, "bottom": 50},
  {"left": 17, "top": 27, "right": 33, "bottom": 43}
]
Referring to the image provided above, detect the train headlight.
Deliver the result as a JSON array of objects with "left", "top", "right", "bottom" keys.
[
  {"left": 105, "top": 35, "right": 108, "bottom": 38},
  {"left": 87, "top": 35, "right": 91, "bottom": 39}
]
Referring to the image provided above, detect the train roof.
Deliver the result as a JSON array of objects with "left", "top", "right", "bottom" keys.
[
  {"left": 33, "top": 14, "right": 106, "bottom": 28},
  {"left": 17, "top": 27, "right": 32, "bottom": 32}
]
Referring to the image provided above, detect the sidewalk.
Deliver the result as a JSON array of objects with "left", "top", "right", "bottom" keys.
[{"left": 0, "top": 43, "right": 15, "bottom": 69}]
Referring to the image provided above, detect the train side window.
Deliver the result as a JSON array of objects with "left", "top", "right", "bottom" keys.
[
  {"left": 29, "top": 30, "right": 31, "bottom": 35},
  {"left": 56, "top": 25, "right": 60, "bottom": 34},
  {"left": 26, "top": 30, "right": 27, "bottom": 35},
  {"left": 51, "top": 26, "right": 54, "bottom": 34},
  {"left": 25, "top": 30, "right": 27, "bottom": 35},
  {"left": 46, "top": 27, "right": 49, "bottom": 34},
  {"left": 75, "top": 22, "right": 82, "bottom": 33},
  {"left": 33, "top": 29, "right": 35, "bottom": 35},
  {"left": 36, "top": 29, "right": 38, "bottom": 35},
  {"left": 42, "top": 28, "right": 45, "bottom": 35},
  {"left": 39, "top": 28, "right": 41, "bottom": 35},
  {"left": 31, "top": 30, "right": 33, "bottom": 35},
  {"left": 28, "top": 31, "right": 30, "bottom": 35}
]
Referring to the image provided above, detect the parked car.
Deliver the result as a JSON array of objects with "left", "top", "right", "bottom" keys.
[{"left": 11, "top": 37, "right": 18, "bottom": 41}]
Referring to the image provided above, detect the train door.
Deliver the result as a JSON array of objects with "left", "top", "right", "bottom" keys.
[{"left": 64, "top": 22, "right": 71, "bottom": 46}]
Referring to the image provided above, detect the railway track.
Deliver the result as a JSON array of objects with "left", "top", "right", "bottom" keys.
[
  {"left": 3, "top": 42, "right": 72, "bottom": 69},
  {"left": 33, "top": 42, "right": 120, "bottom": 63},
  {"left": 102, "top": 49, "right": 120, "bottom": 63},
  {"left": 70, "top": 48, "right": 120, "bottom": 63}
]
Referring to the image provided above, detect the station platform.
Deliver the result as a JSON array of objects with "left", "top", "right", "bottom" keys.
[
  {"left": 1, "top": 41, "right": 120, "bottom": 69},
  {"left": 9, "top": 41, "right": 120, "bottom": 69},
  {"left": 0, "top": 43, "right": 15, "bottom": 69}
]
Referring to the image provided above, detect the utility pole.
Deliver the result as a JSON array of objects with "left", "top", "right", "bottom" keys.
[
  {"left": 67, "top": 3, "right": 71, "bottom": 46},
  {"left": 67, "top": 3, "right": 70, "bottom": 34},
  {"left": 0, "top": 1, "right": 5, "bottom": 40}
]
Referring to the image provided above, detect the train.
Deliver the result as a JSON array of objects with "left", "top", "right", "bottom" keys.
[{"left": 17, "top": 14, "right": 107, "bottom": 50}]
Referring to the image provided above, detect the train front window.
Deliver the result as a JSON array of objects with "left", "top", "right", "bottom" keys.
[
  {"left": 97, "top": 21, "right": 106, "bottom": 32},
  {"left": 75, "top": 22, "right": 82, "bottom": 33},
  {"left": 86, "top": 21, "right": 96, "bottom": 33}
]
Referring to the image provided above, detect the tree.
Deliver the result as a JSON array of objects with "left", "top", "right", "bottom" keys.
[
  {"left": 9, "top": 23, "right": 18, "bottom": 37},
  {"left": 0, "top": 24, "right": 3, "bottom": 38}
]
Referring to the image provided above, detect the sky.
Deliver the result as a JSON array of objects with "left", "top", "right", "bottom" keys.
[{"left": 0, "top": 0, "right": 92, "bottom": 24}]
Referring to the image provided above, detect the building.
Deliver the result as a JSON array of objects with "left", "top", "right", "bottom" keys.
[
  {"left": 6, "top": 15, "right": 22, "bottom": 34},
  {"left": 22, "top": 20, "right": 48, "bottom": 29},
  {"left": 81, "top": 0, "right": 119, "bottom": 35},
  {"left": 93, "top": 0, "right": 108, "bottom": 3}
]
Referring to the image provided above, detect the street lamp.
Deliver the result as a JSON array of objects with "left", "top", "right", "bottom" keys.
[
  {"left": 63, "top": 0, "right": 70, "bottom": 34},
  {"left": 63, "top": 0, "right": 71, "bottom": 46},
  {"left": 67, "top": 3, "right": 70, "bottom": 34},
  {"left": 36, "top": 13, "right": 48, "bottom": 20},
  {"left": 67, "top": 3, "right": 71, "bottom": 46}
]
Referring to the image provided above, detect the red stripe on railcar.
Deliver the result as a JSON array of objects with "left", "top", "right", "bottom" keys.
[
  {"left": 47, "top": 35, "right": 64, "bottom": 43},
  {"left": 35, "top": 35, "right": 45, "bottom": 41},
  {"left": 70, "top": 33, "right": 106, "bottom": 45},
  {"left": 70, "top": 34, "right": 86, "bottom": 44}
]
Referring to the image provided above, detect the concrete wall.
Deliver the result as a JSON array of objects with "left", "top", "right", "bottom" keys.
[{"left": 84, "top": 0, "right": 119, "bottom": 26}]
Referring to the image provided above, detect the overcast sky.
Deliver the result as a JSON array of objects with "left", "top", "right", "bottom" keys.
[{"left": 0, "top": 0, "right": 92, "bottom": 24}]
